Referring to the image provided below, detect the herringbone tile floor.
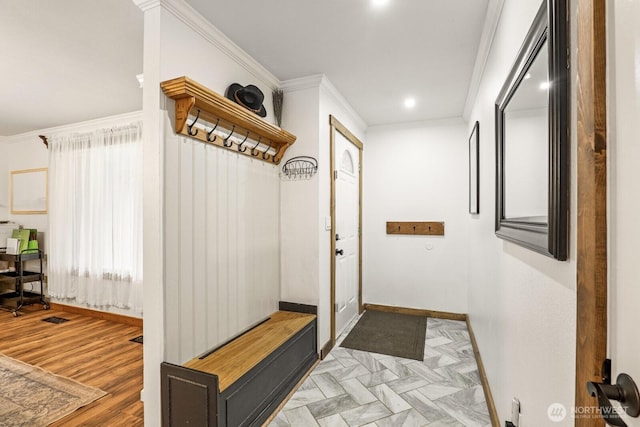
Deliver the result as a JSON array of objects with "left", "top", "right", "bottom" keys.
[{"left": 269, "top": 315, "right": 491, "bottom": 427}]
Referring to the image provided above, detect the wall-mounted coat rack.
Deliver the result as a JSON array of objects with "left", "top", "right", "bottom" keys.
[
  {"left": 386, "top": 221, "right": 445, "bottom": 236},
  {"left": 160, "top": 76, "right": 296, "bottom": 164}
]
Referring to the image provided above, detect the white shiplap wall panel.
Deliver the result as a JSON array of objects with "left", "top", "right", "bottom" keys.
[
  {"left": 215, "top": 151, "right": 230, "bottom": 345},
  {"left": 192, "top": 142, "right": 207, "bottom": 355},
  {"left": 205, "top": 146, "right": 219, "bottom": 348},
  {"left": 164, "top": 119, "right": 181, "bottom": 363},
  {"left": 227, "top": 155, "right": 239, "bottom": 336},
  {"left": 179, "top": 139, "right": 195, "bottom": 358},
  {"left": 163, "top": 117, "right": 280, "bottom": 364}
]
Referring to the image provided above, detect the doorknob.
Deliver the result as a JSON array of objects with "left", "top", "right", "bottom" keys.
[
  {"left": 586, "top": 359, "right": 640, "bottom": 426},
  {"left": 335, "top": 249, "right": 344, "bottom": 256}
]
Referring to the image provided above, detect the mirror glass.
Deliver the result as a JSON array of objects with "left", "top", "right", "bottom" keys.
[{"left": 503, "top": 40, "right": 549, "bottom": 221}]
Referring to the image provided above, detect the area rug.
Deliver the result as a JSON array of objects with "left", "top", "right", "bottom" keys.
[
  {"left": 0, "top": 353, "right": 107, "bottom": 427},
  {"left": 340, "top": 310, "right": 427, "bottom": 361}
]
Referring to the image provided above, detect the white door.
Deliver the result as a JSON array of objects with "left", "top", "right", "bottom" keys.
[
  {"left": 609, "top": 2, "right": 640, "bottom": 425},
  {"left": 334, "top": 132, "right": 360, "bottom": 336}
]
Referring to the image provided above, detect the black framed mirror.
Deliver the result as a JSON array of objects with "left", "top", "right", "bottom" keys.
[{"left": 495, "top": 0, "right": 569, "bottom": 260}]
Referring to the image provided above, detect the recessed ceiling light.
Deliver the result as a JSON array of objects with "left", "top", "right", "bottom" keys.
[
  {"left": 372, "top": 0, "right": 390, "bottom": 8},
  {"left": 404, "top": 98, "right": 416, "bottom": 109},
  {"left": 539, "top": 81, "right": 551, "bottom": 90},
  {"left": 524, "top": 73, "right": 532, "bottom": 80}
]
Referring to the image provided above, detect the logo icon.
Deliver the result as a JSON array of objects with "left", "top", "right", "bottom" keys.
[{"left": 548, "top": 403, "right": 567, "bottom": 422}]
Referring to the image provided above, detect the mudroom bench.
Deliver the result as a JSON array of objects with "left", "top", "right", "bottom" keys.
[{"left": 161, "top": 305, "right": 318, "bottom": 426}]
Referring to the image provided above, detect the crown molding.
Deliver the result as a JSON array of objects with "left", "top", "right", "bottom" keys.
[
  {"left": 131, "top": 0, "right": 161, "bottom": 12},
  {"left": 318, "top": 76, "right": 368, "bottom": 133},
  {"left": 132, "top": 0, "right": 368, "bottom": 131},
  {"left": 280, "top": 75, "right": 324, "bottom": 93},
  {"left": 366, "top": 116, "right": 465, "bottom": 134},
  {"left": 462, "top": 0, "right": 505, "bottom": 120},
  {"left": 1, "top": 111, "right": 143, "bottom": 144},
  {"left": 280, "top": 74, "right": 367, "bottom": 132},
  {"left": 148, "top": 0, "right": 280, "bottom": 90}
]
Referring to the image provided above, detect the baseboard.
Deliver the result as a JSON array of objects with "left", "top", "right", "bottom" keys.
[
  {"left": 363, "top": 303, "right": 467, "bottom": 321},
  {"left": 279, "top": 301, "right": 318, "bottom": 315},
  {"left": 261, "top": 358, "right": 320, "bottom": 426},
  {"left": 320, "top": 339, "right": 334, "bottom": 360},
  {"left": 48, "top": 302, "right": 143, "bottom": 328},
  {"left": 466, "top": 317, "right": 500, "bottom": 427}
]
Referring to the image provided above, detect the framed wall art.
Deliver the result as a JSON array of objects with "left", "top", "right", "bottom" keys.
[
  {"left": 10, "top": 168, "right": 48, "bottom": 214},
  {"left": 469, "top": 121, "right": 480, "bottom": 214}
]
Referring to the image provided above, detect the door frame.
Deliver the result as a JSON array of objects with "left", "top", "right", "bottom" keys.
[
  {"left": 329, "top": 115, "right": 364, "bottom": 352},
  {"left": 575, "top": 0, "right": 607, "bottom": 424}
]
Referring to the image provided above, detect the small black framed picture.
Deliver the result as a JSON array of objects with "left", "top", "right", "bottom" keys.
[{"left": 469, "top": 121, "right": 480, "bottom": 214}]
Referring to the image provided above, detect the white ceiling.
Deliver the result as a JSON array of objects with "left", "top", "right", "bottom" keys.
[
  {"left": 0, "top": 0, "right": 143, "bottom": 137},
  {"left": 186, "top": 0, "right": 490, "bottom": 126},
  {"left": 0, "top": 0, "right": 490, "bottom": 137}
]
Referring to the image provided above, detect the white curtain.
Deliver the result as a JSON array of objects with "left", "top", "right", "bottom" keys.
[{"left": 48, "top": 122, "right": 143, "bottom": 314}]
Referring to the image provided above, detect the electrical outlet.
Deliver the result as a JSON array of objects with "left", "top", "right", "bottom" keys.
[{"left": 511, "top": 398, "right": 520, "bottom": 427}]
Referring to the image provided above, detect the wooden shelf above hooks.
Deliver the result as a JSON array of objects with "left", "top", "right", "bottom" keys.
[{"left": 160, "top": 76, "right": 296, "bottom": 164}]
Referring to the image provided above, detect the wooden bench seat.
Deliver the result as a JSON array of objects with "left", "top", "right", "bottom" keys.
[{"left": 161, "top": 307, "right": 318, "bottom": 427}]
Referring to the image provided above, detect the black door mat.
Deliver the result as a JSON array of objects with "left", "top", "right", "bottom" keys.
[
  {"left": 340, "top": 310, "right": 427, "bottom": 361},
  {"left": 42, "top": 316, "right": 69, "bottom": 324},
  {"left": 130, "top": 336, "right": 143, "bottom": 344}
]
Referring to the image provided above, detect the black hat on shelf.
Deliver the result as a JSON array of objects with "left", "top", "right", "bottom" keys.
[{"left": 225, "top": 83, "right": 267, "bottom": 118}]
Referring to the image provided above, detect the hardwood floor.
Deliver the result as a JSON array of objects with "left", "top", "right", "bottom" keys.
[{"left": 0, "top": 305, "right": 143, "bottom": 426}]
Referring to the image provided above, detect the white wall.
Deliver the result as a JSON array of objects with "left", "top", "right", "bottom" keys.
[
  {"left": 157, "top": 5, "right": 283, "bottom": 362},
  {"left": 0, "top": 143, "right": 7, "bottom": 221},
  {"left": 608, "top": 1, "right": 640, "bottom": 425},
  {"left": 279, "top": 76, "right": 366, "bottom": 350},
  {"left": 0, "top": 137, "right": 48, "bottom": 290},
  {"left": 0, "top": 137, "right": 49, "bottom": 237},
  {"left": 363, "top": 119, "right": 469, "bottom": 314},
  {"left": 280, "top": 83, "right": 320, "bottom": 310},
  {"left": 140, "top": 3, "right": 286, "bottom": 425},
  {"left": 466, "top": 0, "right": 577, "bottom": 425}
]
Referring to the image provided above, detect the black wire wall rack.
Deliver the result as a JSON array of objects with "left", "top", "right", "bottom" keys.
[{"left": 281, "top": 156, "right": 318, "bottom": 180}]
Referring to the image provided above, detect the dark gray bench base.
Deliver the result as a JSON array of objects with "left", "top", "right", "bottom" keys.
[{"left": 161, "top": 311, "right": 317, "bottom": 427}]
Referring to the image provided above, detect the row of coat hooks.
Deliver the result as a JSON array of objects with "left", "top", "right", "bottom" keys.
[
  {"left": 160, "top": 77, "right": 296, "bottom": 165},
  {"left": 184, "top": 109, "right": 282, "bottom": 162}
]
